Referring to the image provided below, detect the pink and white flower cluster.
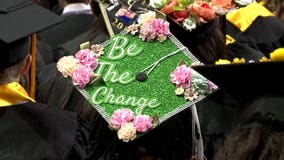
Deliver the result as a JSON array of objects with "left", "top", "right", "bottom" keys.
[
  {"left": 170, "top": 64, "right": 193, "bottom": 89},
  {"left": 57, "top": 49, "right": 99, "bottom": 88},
  {"left": 139, "top": 18, "right": 170, "bottom": 42},
  {"left": 110, "top": 108, "right": 153, "bottom": 142},
  {"left": 170, "top": 63, "right": 218, "bottom": 101},
  {"left": 126, "top": 11, "right": 170, "bottom": 42}
]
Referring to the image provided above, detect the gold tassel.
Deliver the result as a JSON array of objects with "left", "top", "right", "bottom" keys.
[{"left": 29, "top": 34, "right": 37, "bottom": 99}]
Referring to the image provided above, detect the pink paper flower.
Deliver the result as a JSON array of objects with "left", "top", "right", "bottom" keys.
[
  {"left": 139, "top": 19, "right": 170, "bottom": 41},
  {"left": 71, "top": 66, "right": 94, "bottom": 88},
  {"left": 110, "top": 108, "right": 135, "bottom": 129},
  {"left": 139, "top": 21, "right": 156, "bottom": 41},
  {"left": 170, "top": 64, "right": 193, "bottom": 88},
  {"left": 150, "top": 18, "right": 170, "bottom": 36},
  {"left": 133, "top": 115, "right": 153, "bottom": 132},
  {"left": 75, "top": 49, "right": 98, "bottom": 70}
]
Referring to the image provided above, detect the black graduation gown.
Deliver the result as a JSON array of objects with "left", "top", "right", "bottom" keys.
[
  {"left": 0, "top": 102, "right": 89, "bottom": 160},
  {"left": 226, "top": 16, "right": 284, "bottom": 61}
]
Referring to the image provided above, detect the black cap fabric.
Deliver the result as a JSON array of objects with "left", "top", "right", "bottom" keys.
[
  {"left": 191, "top": 62, "right": 284, "bottom": 97},
  {"left": 0, "top": 0, "right": 64, "bottom": 69}
]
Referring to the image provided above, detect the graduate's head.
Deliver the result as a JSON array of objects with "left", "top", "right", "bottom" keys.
[
  {"left": 0, "top": 37, "right": 32, "bottom": 84},
  {"left": 0, "top": 37, "right": 31, "bottom": 70},
  {"left": 214, "top": 124, "right": 284, "bottom": 160},
  {"left": 0, "top": 0, "right": 63, "bottom": 84}
]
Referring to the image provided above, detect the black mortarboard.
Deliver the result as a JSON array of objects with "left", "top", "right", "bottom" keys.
[
  {"left": 0, "top": 0, "right": 64, "bottom": 69},
  {"left": 226, "top": 16, "right": 284, "bottom": 58},
  {"left": 191, "top": 62, "right": 284, "bottom": 97}
]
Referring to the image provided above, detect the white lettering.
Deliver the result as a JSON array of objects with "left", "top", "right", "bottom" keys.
[
  {"left": 91, "top": 87, "right": 161, "bottom": 114},
  {"left": 107, "top": 36, "right": 143, "bottom": 60},
  {"left": 95, "top": 62, "right": 135, "bottom": 84},
  {"left": 91, "top": 87, "right": 108, "bottom": 104},
  {"left": 108, "top": 36, "right": 128, "bottom": 60},
  {"left": 127, "top": 44, "right": 143, "bottom": 57}
]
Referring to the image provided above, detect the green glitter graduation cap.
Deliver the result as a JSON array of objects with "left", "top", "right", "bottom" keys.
[{"left": 56, "top": 10, "right": 218, "bottom": 142}]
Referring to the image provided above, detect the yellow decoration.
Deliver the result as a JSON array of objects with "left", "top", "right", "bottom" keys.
[
  {"left": 215, "top": 59, "right": 231, "bottom": 65},
  {"left": 270, "top": 48, "right": 284, "bottom": 61},
  {"left": 226, "top": 34, "right": 235, "bottom": 45},
  {"left": 0, "top": 82, "right": 35, "bottom": 107},
  {"left": 259, "top": 56, "right": 270, "bottom": 62},
  {"left": 232, "top": 57, "right": 246, "bottom": 64},
  {"left": 226, "top": 2, "right": 273, "bottom": 32}
]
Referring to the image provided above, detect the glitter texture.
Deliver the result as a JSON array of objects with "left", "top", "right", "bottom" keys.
[{"left": 86, "top": 33, "right": 193, "bottom": 121}]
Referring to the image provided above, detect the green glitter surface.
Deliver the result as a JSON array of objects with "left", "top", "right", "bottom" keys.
[{"left": 85, "top": 33, "right": 193, "bottom": 121}]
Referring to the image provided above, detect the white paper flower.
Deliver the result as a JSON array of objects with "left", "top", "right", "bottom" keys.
[
  {"left": 137, "top": 11, "right": 156, "bottom": 25},
  {"left": 125, "top": 24, "right": 140, "bottom": 35},
  {"left": 117, "top": 122, "right": 137, "bottom": 142},
  {"left": 91, "top": 44, "right": 104, "bottom": 58},
  {"left": 56, "top": 56, "right": 80, "bottom": 78},
  {"left": 157, "top": 34, "right": 167, "bottom": 42},
  {"left": 184, "top": 87, "right": 199, "bottom": 101}
]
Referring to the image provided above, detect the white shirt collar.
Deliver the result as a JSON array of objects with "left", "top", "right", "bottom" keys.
[{"left": 62, "top": 3, "right": 92, "bottom": 15}]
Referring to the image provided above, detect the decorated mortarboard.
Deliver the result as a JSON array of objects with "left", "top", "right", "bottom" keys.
[
  {"left": 56, "top": 10, "right": 218, "bottom": 142},
  {"left": 191, "top": 1, "right": 284, "bottom": 98},
  {"left": 149, "top": 0, "right": 254, "bottom": 32},
  {"left": 0, "top": 0, "right": 64, "bottom": 69}
]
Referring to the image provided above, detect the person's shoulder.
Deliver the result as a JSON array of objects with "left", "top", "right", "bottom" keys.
[
  {"left": 3, "top": 102, "right": 79, "bottom": 133},
  {"left": 15, "top": 101, "right": 77, "bottom": 118},
  {"left": 0, "top": 102, "right": 89, "bottom": 159}
]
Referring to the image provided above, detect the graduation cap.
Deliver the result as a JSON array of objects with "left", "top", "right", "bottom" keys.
[
  {"left": 0, "top": 0, "right": 64, "bottom": 69},
  {"left": 0, "top": 0, "right": 64, "bottom": 98},
  {"left": 191, "top": 61, "right": 284, "bottom": 97},
  {"left": 226, "top": 2, "right": 284, "bottom": 59},
  {"left": 196, "top": 2, "right": 284, "bottom": 97}
]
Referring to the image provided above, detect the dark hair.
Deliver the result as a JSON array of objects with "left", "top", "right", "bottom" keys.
[
  {"left": 257, "top": 0, "right": 284, "bottom": 20},
  {"left": 0, "top": 37, "right": 30, "bottom": 70},
  {"left": 169, "top": 17, "right": 226, "bottom": 64},
  {"left": 0, "top": 54, "right": 28, "bottom": 85},
  {"left": 214, "top": 125, "right": 284, "bottom": 160}
]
